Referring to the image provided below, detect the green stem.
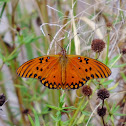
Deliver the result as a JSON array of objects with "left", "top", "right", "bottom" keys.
[
  {"left": 0, "top": 2, "right": 7, "bottom": 18},
  {"left": 105, "top": 101, "right": 114, "bottom": 126},
  {"left": 105, "top": 33, "right": 110, "bottom": 65},
  {"left": 68, "top": 97, "right": 85, "bottom": 126}
]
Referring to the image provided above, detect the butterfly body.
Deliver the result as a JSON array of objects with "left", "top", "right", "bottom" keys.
[{"left": 17, "top": 49, "right": 111, "bottom": 89}]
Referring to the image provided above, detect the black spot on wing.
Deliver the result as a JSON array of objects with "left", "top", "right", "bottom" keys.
[
  {"left": 36, "top": 67, "right": 39, "bottom": 70},
  {"left": 91, "top": 74, "right": 94, "bottom": 78},
  {"left": 85, "top": 69, "right": 88, "bottom": 72},
  {"left": 86, "top": 76, "right": 90, "bottom": 80},
  {"left": 38, "top": 76, "right": 41, "bottom": 79},
  {"left": 84, "top": 58, "right": 89, "bottom": 64},
  {"left": 89, "top": 67, "right": 92, "bottom": 71},
  {"left": 29, "top": 73, "right": 33, "bottom": 77},
  {"left": 39, "top": 58, "right": 43, "bottom": 63},
  {"left": 40, "top": 68, "right": 43, "bottom": 71},
  {"left": 82, "top": 78, "right": 86, "bottom": 81},
  {"left": 34, "top": 74, "right": 37, "bottom": 78},
  {"left": 42, "top": 78, "right": 46, "bottom": 80}
]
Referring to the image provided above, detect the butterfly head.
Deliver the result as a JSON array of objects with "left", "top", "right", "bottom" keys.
[{"left": 58, "top": 48, "right": 67, "bottom": 56}]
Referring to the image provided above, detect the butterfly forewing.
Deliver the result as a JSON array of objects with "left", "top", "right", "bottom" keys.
[
  {"left": 65, "top": 55, "right": 111, "bottom": 89},
  {"left": 17, "top": 55, "right": 62, "bottom": 88}
]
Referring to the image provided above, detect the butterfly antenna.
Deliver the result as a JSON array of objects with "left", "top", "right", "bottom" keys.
[
  {"left": 48, "top": 34, "right": 63, "bottom": 50},
  {"left": 65, "top": 32, "right": 80, "bottom": 50}
]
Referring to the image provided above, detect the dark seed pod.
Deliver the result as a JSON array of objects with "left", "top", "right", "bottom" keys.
[
  {"left": 91, "top": 39, "right": 105, "bottom": 53},
  {"left": 97, "top": 106, "right": 106, "bottom": 117},
  {"left": 22, "top": 109, "right": 30, "bottom": 115},
  {"left": 82, "top": 85, "right": 92, "bottom": 97},
  {"left": 16, "top": 26, "right": 21, "bottom": 32},
  {"left": 97, "top": 88, "right": 110, "bottom": 100},
  {"left": 121, "top": 48, "right": 126, "bottom": 54},
  {"left": 0, "top": 94, "right": 6, "bottom": 106}
]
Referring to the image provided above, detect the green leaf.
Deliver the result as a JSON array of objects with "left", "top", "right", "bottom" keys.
[
  {"left": 108, "top": 82, "right": 119, "bottom": 91},
  {"left": 6, "top": 51, "right": 19, "bottom": 62},
  {"left": 0, "top": 52, "right": 4, "bottom": 60},
  {"left": 113, "top": 63, "right": 126, "bottom": 68},
  {"left": 111, "top": 103, "right": 119, "bottom": 114},
  {"left": 114, "top": 113, "right": 126, "bottom": 116},
  {"left": 0, "top": 2, "right": 6, "bottom": 18},
  {"left": 109, "top": 54, "right": 122, "bottom": 68},
  {"left": 120, "top": 72, "right": 126, "bottom": 82},
  {"left": 0, "top": 0, "right": 9, "bottom": 2},
  {"left": 46, "top": 104, "right": 61, "bottom": 111},
  {"left": 50, "top": 114, "right": 60, "bottom": 122},
  {"left": 109, "top": 55, "right": 120, "bottom": 64},
  {"left": 77, "top": 115, "right": 85, "bottom": 125},
  {"left": 102, "top": 80, "right": 113, "bottom": 86},
  {"left": 82, "top": 111, "right": 91, "bottom": 116},
  {"left": 59, "top": 93, "right": 66, "bottom": 107},
  {"left": 62, "top": 120, "right": 70, "bottom": 125},
  {"left": 33, "top": 109, "right": 40, "bottom": 126},
  {"left": 110, "top": 115, "right": 114, "bottom": 123},
  {"left": 24, "top": 35, "right": 41, "bottom": 44},
  {"left": 28, "top": 115, "right": 35, "bottom": 126},
  {"left": 62, "top": 106, "right": 76, "bottom": 110},
  {"left": 56, "top": 111, "right": 61, "bottom": 120}
]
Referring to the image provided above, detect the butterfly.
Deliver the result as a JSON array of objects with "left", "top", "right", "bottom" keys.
[{"left": 17, "top": 48, "right": 111, "bottom": 89}]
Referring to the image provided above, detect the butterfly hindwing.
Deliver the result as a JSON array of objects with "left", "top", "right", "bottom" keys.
[
  {"left": 40, "top": 61, "right": 62, "bottom": 89},
  {"left": 65, "top": 60, "right": 86, "bottom": 89}
]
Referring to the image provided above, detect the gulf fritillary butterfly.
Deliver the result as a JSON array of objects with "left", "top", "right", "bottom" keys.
[{"left": 17, "top": 48, "right": 111, "bottom": 89}]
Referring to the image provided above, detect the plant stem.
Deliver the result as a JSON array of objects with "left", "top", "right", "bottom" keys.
[
  {"left": 105, "top": 33, "right": 110, "bottom": 65},
  {"left": 68, "top": 97, "right": 85, "bottom": 126}
]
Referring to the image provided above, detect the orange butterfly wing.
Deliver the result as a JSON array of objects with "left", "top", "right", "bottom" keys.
[
  {"left": 64, "top": 55, "right": 111, "bottom": 89},
  {"left": 17, "top": 55, "right": 62, "bottom": 89},
  {"left": 17, "top": 54, "right": 111, "bottom": 89}
]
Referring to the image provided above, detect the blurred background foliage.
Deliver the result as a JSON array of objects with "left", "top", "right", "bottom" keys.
[{"left": 0, "top": 0, "right": 126, "bottom": 126}]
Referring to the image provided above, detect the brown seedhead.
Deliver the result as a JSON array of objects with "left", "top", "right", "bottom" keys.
[
  {"left": 97, "top": 106, "right": 106, "bottom": 117},
  {"left": 91, "top": 39, "right": 105, "bottom": 53},
  {"left": 0, "top": 94, "right": 6, "bottom": 106},
  {"left": 97, "top": 88, "right": 110, "bottom": 100},
  {"left": 121, "top": 48, "right": 126, "bottom": 54},
  {"left": 82, "top": 85, "right": 92, "bottom": 97}
]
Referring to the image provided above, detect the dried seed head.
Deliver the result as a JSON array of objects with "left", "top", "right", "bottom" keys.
[
  {"left": 22, "top": 109, "right": 30, "bottom": 115},
  {"left": 91, "top": 39, "right": 105, "bottom": 53},
  {"left": 36, "top": 16, "right": 41, "bottom": 26},
  {"left": 97, "top": 106, "right": 106, "bottom": 117},
  {"left": 121, "top": 48, "right": 126, "bottom": 54},
  {"left": 106, "top": 22, "right": 112, "bottom": 28},
  {"left": 0, "top": 94, "right": 6, "bottom": 106},
  {"left": 97, "top": 88, "right": 110, "bottom": 100},
  {"left": 16, "top": 26, "right": 21, "bottom": 32},
  {"left": 82, "top": 85, "right": 92, "bottom": 97}
]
